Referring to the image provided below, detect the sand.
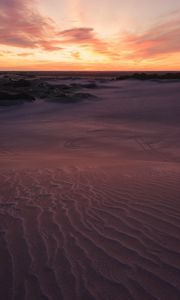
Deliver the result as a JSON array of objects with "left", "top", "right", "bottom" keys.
[{"left": 0, "top": 74, "right": 180, "bottom": 300}]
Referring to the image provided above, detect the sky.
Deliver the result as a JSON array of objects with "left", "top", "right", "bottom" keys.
[{"left": 1, "top": 0, "right": 180, "bottom": 70}]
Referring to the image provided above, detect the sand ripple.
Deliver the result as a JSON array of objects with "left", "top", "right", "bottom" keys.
[{"left": 0, "top": 166, "right": 180, "bottom": 300}]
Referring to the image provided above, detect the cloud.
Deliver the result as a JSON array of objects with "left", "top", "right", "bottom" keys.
[
  {"left": 17, "top": 52, "right": 34, "bottom": 57},
  {"left": 71, "top": 51, "right": 81, "bottom": 59},
  {"left": 0, "top": 0, "right": 60, "bottom": 50},
  {"left": 0, "top": 1, "right": 129, "bottom": 61},
  {"left": 38, "top": 41, "right": 63, "bottom": 51},
  {"left": 59, "top": 27, "right": 94, "bottom": 42},
  {"left": 0, "top": 1, "right": 112, "bottom": 57},
  {"left": 58, "top": 27, "right": 119, "bottom": 59},
  {"left": 123, "top": 13, "right": 180, "bottom": 60}
]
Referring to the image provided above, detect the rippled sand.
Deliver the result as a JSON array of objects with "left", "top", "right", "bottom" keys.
[{"left": 0, "top": 76, "right": 180, "bottom": 300}]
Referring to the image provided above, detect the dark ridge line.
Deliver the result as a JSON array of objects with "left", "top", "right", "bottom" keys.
[
  {"left": 1, "top": 70, "right": 180, "bottom": 76},
  {"left": 113, "top": 72, "right": 180, "bottom": 81}
]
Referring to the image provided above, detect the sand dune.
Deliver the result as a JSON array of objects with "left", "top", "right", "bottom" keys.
[
  {"left": 0, "top": 74, "right": 180, "bottom": 299},
  {"left": 0, "top": 166, "right": 180, "bottom": 300}
]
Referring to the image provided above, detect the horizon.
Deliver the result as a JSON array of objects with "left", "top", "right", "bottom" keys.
[
  {"left": 1, "top": 0, "right": 180, "bottom": 71},
  {"left": 1, "top": 70, "right": 180, "bottom": 73}
]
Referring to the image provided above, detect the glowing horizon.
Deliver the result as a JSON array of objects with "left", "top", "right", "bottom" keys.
[{"left": 1, "top": 0, "right": 180, "bottom": 71}]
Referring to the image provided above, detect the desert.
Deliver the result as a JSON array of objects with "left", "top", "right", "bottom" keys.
[{"left": 0, "top": 72, "right": 180, "bottom": 299}]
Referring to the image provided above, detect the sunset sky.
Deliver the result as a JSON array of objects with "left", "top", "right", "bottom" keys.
[{"left": 1, "top": 0, "right": 180, "bottom": 70}]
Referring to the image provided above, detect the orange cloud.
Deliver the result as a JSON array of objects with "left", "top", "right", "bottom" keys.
[
  {"left": 17, "top": 52, "right": 34, "bottom": 57},
  {"left": 0, "top": 0, "right": 59, "bottom": 50},
  {"left": 0, "top": 1, "right": 111, "bottom": 57},
  {"left": 59, "top": 27, "right": 94, "bottom": 42},
  {"left": 58, "top": 27, "right": 120, "bottom": 60},
  {"left": 123, "top": 13, "right": 180, "bottom": 60}
]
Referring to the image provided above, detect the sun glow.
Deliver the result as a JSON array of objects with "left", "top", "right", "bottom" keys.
[{"left": 1, "top": 0, "right": 180, "bottom": 70}]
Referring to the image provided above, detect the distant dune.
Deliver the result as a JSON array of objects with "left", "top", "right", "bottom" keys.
[{"left": 0, "top": 73, "right": 180, "bottom": 300}]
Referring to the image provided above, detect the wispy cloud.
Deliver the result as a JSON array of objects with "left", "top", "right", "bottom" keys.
[
  {"left": 0, "top": 0, "right": 110, "bottom": 56},
  {"left": 0, "top": 0, "right": 60, "bottom": 50},
  {"left": 59, "top": 27, "right": 94, "bottom": 42},
  {"left": 123, "top": 12, "right": 180, "bottom": 60},
  {"left": 17, "top": 52, "right": 34, "bottom": 57},
  {"left": 58, "top": 27, "right": 120, "bottom": 59}
]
